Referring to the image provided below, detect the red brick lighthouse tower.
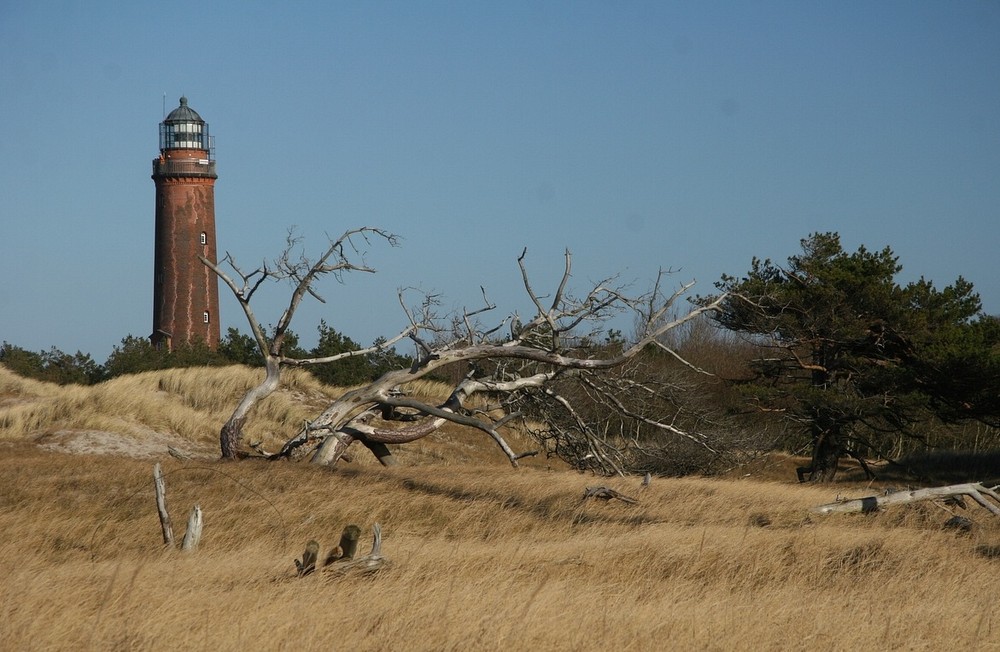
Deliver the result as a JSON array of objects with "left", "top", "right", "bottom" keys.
[{"left": 151, "top": 96, "right": 221, "bottom": 351}]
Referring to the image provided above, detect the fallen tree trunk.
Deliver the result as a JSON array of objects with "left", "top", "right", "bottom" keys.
[{"left": 810, "top": 483, "right": 1000, "bottom": 516}]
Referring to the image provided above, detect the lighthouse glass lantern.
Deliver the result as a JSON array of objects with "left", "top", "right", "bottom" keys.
[{"left": 159, "top": 96, "right": 214, "bottom": 156}]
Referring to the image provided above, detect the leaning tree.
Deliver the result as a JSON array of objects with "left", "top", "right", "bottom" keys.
[
  {"left": 202, "top": 227, "right": 730, "bottom": 474},
  {"left": 706, "top": 232, "right": 997, "bottom": 483}
]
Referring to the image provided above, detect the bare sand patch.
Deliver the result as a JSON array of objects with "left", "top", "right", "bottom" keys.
[{"left": 35, "top": 428, "right": 214, "bottom": 460}]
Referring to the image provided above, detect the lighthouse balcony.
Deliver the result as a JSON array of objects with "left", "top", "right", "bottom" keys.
[{"left": 152, "top": 157, "right": 217, "bottom": 179}]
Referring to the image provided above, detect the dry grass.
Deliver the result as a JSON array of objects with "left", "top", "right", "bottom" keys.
[{"left": 2, "top": 367, "right": 1000, "bottom": 650}]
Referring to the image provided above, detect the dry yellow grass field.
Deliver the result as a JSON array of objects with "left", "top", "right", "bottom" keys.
[{"left": 1, "top": 365, "right": 999, "bottom": 651}]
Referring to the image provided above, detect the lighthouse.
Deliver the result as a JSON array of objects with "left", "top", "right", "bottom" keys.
[{"left": 151, "top": 96, "right": 221, "bottom": 351}]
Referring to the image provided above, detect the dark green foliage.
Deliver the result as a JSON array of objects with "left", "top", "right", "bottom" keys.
[
  {"left": 276, "top": 328, "right": 309, "bottom": 360},
  {"left": 217, "top": 328, "right": 265, "bottom": 367},
  {"left": 306, "top": 320, "right": 368, "bottom": 386},
  {"left": 3, "top": 335, "right": 227, "bottom": 384},
  {"left": 1, "top": 343, "right": 48, "bottom": 380},
  {"left": 168, "top": 339, "right": 229, "bottom": 368},
  {"left": 103, "top": 335, "right": 228, "bottom": 378},
  {"left": 707, "top": 232, "right": 998, "bottom": 482},
  {"left": 0, "top": 342, "right": 106, "bottom": 385},
  {"left": 305, "top": 320, "right": 410, "bottom": 387},
  {"left": 914, "top": 314, "right": 1000, "bottom": 427},
  {"left": 102, "top": 335, "right": 166, "bottom": 377}
]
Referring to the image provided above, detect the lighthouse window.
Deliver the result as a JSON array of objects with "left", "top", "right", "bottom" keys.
[
  {"left": 163, "top": 124, "right": 204, "bottom": 148},
  {"left": 175, "top": 132, "right": 196, "bottom": 147},
  {"left": 203, "top": 311, "right": 210, "bottom": 324},
  {"left": 200, "top": 232, "right": 207, "bottom": 245}
]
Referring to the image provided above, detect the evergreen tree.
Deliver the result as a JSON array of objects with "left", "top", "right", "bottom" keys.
[
  {"left": 103, "top": 335, "right": 167, "bottom": 377},
  {"left": 708, "top": 232, "right": 996, "bottom": 482},
  {"left": 306, "top": 321, "right": 409, "bottom": 387},
  {"left": 218, "top": 327, "right": 265, "bottom": 366}
]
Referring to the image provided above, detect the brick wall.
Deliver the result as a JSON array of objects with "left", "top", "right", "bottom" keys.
[{"left": 152, "top": 150, "right": 221, "bottom": 350}]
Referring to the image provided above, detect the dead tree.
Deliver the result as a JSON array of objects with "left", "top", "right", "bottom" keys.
[
  {"left": 206, "top": 231, "right": 729, "bottom": 473},
  {"left": 202, "top": 227, "right": 409, "bottom": 459}
]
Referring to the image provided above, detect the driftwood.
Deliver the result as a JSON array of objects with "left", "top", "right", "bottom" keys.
[
  {"left": 582, "top": 486, "right": 639, "bottom": 505},
  {"left": 180, "top": 505, "right": 203, "bottom": 551},
  {"left": 295, "top": 540, "right": 320, "bottom": 576},
  {"left": 153, "top": 463, "right": 175, "bottom": 547},
  {"left": 167, "top": 446, "right": 193, "bottom": 461},
  {"left": 324, "top": 525, "right": 361, "bottom": 564},
  {"left": 810, "top": 482, "right": 1000, "bottom": 516},
  {"left": 327, "top": 523, "right": 388, "bottom": 576},
  {"left": 152, "top": 463, "right": 204, "bottom": 552}
]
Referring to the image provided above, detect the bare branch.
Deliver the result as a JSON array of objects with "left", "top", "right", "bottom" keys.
[
  {"left": 580, "top": 375, "right": 718, "bottom": 453},
  {"left": 201, "top": 254, "right": 271, "bottom": 354},
  {"left": 271, "top": 227, "right": 395, "bottom": 352},
  {"left": 377, "top": 393, "right": 523, "bottom": 466},
  {"left": 283, "top": 326, "right": 414, "bottom": 367},
  {"left": 650, "top": 340, "right": 717, "bottom": 376},
  {"left": 551, "top": 248, "right": 573, "bottom": 315}
]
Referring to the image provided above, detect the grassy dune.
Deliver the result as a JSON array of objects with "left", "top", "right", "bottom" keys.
[{"left": 1, "top": 366, "right": 999, "bottom": 650}]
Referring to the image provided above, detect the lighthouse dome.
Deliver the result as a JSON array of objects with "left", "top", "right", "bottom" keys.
[{"left": 164, "top": 96, "right": 205, "bottom": 124}]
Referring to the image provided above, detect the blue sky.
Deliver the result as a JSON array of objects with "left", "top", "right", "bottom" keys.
[{"left": 1, "top": 1, "right": 998, "bottom": 361}]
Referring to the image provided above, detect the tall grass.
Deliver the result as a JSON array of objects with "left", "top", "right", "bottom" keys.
[
  {"left": 0, "top": 447, "right": 997, "bottom": 650},
  {"left": 2, "top": 366, "right": 999, "bottom": 650}
]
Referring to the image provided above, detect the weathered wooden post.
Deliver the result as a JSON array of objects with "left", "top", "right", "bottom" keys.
[
  {"left": 153, "top": 464, "right": 203, "bottom": 552},
  {"left": 180, "top": 505, "right": 203, "bottom": 552},
  {"left": 153, "top": 463, "right": 175, "bottom": 547}
]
